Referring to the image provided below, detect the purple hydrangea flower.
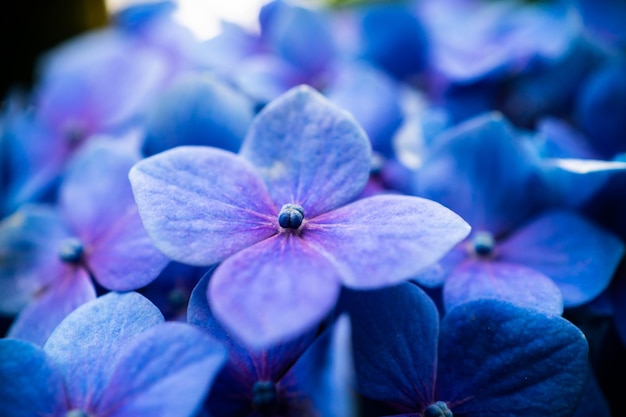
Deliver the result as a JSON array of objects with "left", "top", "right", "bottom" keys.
[
  {"left": 129, "top": 85, "right": 471, "bottom": 347},
  {"left": 0, "top": 291, "right": 226, "bottom": 417},
  {"left": 343, "top": 282, "right": 589, "bottom": 417},
  {"left": 0, "top": 139, "right": 169, "bottom": 345}
]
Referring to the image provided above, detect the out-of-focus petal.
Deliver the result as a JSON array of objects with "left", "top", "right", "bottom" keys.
[
  {"left": 7, "top": 268, "right": 95, "bottom": 346},
  {"left": 443, "top": 260, "right": 563, "bottom": 315},
  {"left": 129, "top": 146, "right": 278, "bottom": 266},
  {"left": 498, "top": 211, "right": 624, "bottom": 307},
  {"left": 98, "top": 322, "right": 226, "bottom": 417},
  {"left": 43, "top": 292, "right": 163, "bottom": 410},
  {"left": 0, "top": 339, "right": 67, "bottom": 417},
  {"left": 239, "top": 85, "right": 371, "bottom": 218}
]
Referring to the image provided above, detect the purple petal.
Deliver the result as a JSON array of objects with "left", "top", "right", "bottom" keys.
[
  {"left": 443, "top": 260, "right": 564, "bottom": 315},
  {"left": 97, "top": 322, "right": 226, "bottom": 417},
  {"left": 305, "top": 194, "right": 471, "bottom": 288},
  {"left": 87, "top": 204, "right": 169, "bottom": 291},
  {"left": 0, "top": 339, "right": 68, "bottom": 417},
  {"left": 43, "top": 292, "right": 164, "bottom": 410},
  {"left": 129, "top": 146, "right": 278, "bottom": 266},
  {"left": 239, "top": 85, "right": 372, "bottom": 218},
  {"left": 0, "top": 205, "right": 71, "bottom": 315},
  {"left": 343, "top": 283, "right": 439, "bottom": 411},
  {"left": 59, "top": 139, "right": 140, "bottom": 244},
  {"left": 209, "top": 234, "right": 341, "bottom": 348},
  {"left": 7, "top": 268, "right": 96, "bottom": 346},
  {"left": 438, "top": 300, "right": 589, "bottom": 417},
  {"left": 498, "top": 211, "right": 625, "bottom": 307}
]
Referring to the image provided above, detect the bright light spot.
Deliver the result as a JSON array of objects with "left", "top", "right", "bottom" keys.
[{"left": 106, "top": 0, "right": 270, "bottom": 40}]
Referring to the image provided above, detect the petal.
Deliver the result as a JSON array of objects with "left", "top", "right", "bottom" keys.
[
  {"left": 97, "top": 322, "right": 226, "bottom": 417},
  {"left": 415, "top": 113, "right": 547, "bottom": 235},
  {"left": 239, "top": 85, "right": 372, "bottom": 218},
  {"left": 287, "top": 315, "right": 357, "bottom": 417},
  {"left": 60, "top": 139, "right": 141, "bottom": 244},
  {"left": 342, "top": 283, "right": 439, "bottom": 411},
  {"left": 189, "top": 271, "right": 318, "bottom": 417},
  {"left": 305, "top": 194, "right": 471, "bottom": 288},
  {"left": 129, "top": 146, "right": 278, "bottom": 266},
  {"left": 498, "top": 211, "right": 625, "bottom": 307},
  {"left": 87, "top": 204, "right": 169, "bottom": 291},
  {"left": 7, "top": 268, "right": 96, "bottom": 346},
  {"left": 43, "top": 292, "right": 164, "bottom": 410},
  {"left": 0, "top": 339, "right": 67, "bottom": 417},
  {"left": 0, "top": 205, "right": 71, "bottom": 315},
  {"left": 142, "top": 74, "right": 254, "bottom": 156},
  {"left": 438, "top": 300, "right": 589, "bottom": 417},
  {"left": 443, "top": 260, "right": 564, "bottom": 315},
  {"left": 209, "top": 234, "right": 341, "bottom": 348}
]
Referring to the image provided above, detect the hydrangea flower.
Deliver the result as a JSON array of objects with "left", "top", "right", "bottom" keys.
[
  {"left": 0, "top": 291, "right": 226, "bottom": 417},
  {"left": 188, "top": 271, "right": 354, "bottom": 417},
  {"left": 342, "top": 282, "right": 589, "bottom": 417},
  {"left": 413, "top": 113, "right": 624, "bottom": 313},
  {"left": 0, "top": 139, "right": 169, "bottom": 345},
  {"left": 130, "top": 85, "right": 471, "bottom": 347}
]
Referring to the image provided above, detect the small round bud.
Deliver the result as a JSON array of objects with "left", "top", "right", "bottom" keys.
[
  {"left": 252, "top": 380, "right": 278, "bottom": 412},
  {"left": 278, "top": 204, "right": 305, "bottom": 230},
  {"left": 424, "top": 401, "right": 453, "bottom": 417},
  {"left": 471, "top": 231, "right": 495, "bottom": 258},
  {"left": 59, "top": 237, "right": 84, "bottom": 264}
]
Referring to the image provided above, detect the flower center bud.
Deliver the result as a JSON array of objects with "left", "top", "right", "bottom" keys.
[
  {"left": 65, "top": 410, "right": 92, "bottom": 417},
  {"left": 278, "top": 204, "right": 304, "bottom": 230},
  {"left": 471, "top": 231, "right": 495, "bottom": 258},
  {"left": 424, "top": 401, "right": 453, "bottom": 417},
  {"left": 252, "top": 380, "right": 278, "bottom": 413},
  {"left": 59, "top": 237, "right": 84, "bottom": 264}
]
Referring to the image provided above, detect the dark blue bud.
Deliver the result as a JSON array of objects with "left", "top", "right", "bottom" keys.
[
  {"left": 278, "top": 204, "right": 305, "bottom": 230},
  {"left": 252, "top": 380, "right": 278, "bottom": 412},
  {"left": 424, "top": 401, "right": 453, "bottom": 417},
  {"left": 471, "top": 231, "right": 495, "bottom": 258},
  {"left": 65, "top": 410, "right": 92, "bottom": 417},
  {"left": 59, "top": 237, "right": 84, "bottom": 264}
]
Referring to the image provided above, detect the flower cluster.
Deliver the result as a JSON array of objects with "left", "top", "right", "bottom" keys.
[{"left": 2, "top": 0, "right": 626, "bottom": 416}]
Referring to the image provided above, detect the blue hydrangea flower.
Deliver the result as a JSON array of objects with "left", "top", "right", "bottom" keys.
[
  {"left": 343, "top": 282, "right": 589, "bottom": 417},
  {"left": 0, "top": 291, "right": 226, "bottom": 417},
  {"left": 0, "top": 139, "right": 169, "bottom": 345},
  {"left": 130, "top": 85, "right": 471, "bottom": 347},
  {"left": 413, "top": 113, "right": 624, "bottom": 313},
  {"left": 188, "top": 271, "right": 354, "bottom": 417}
]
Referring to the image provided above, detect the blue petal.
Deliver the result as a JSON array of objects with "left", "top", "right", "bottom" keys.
[
  {"left": 7, "top": 268, "right": 95, "bottom": 346},
  {"left": 43, "top": 292, "right": 164, "bottom": 410},
  {"left": 498, "top": 211, "right": 625, "bottom": 307},
  {"left": 209, "top": 234, "right": 341, "bottom": 348},
  {"left": 415, "top": 112, "right": 548, "bottom": 236},
  {"left": 443, "top": 260, "right": 564, "bottom": 315},
  {"left": 129, "top": 146, "right": 278, "bottom": 266},
  {"left": 0, "top": 205, "right": 71, "bottom": 315},
  {"left": 239, "top": 85, "right": 372, "bottom": 218},
  {"left": 437, "top": 299, "right": 589, "bottom": 417},
  {"left": 0, "top": 339, "right": 67, "bottom": 417},
  {"left": 305, "top": 194, "right": 471, "bottom": 288},
  {"left": 97, "top": 322, "right": 226, "bottom": 417},
  {"left": 142, "top": 74, "right": 254, "bottom": 156},
  {"left": 343, "top": 283, "right": 439, "bottom": 411}
]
